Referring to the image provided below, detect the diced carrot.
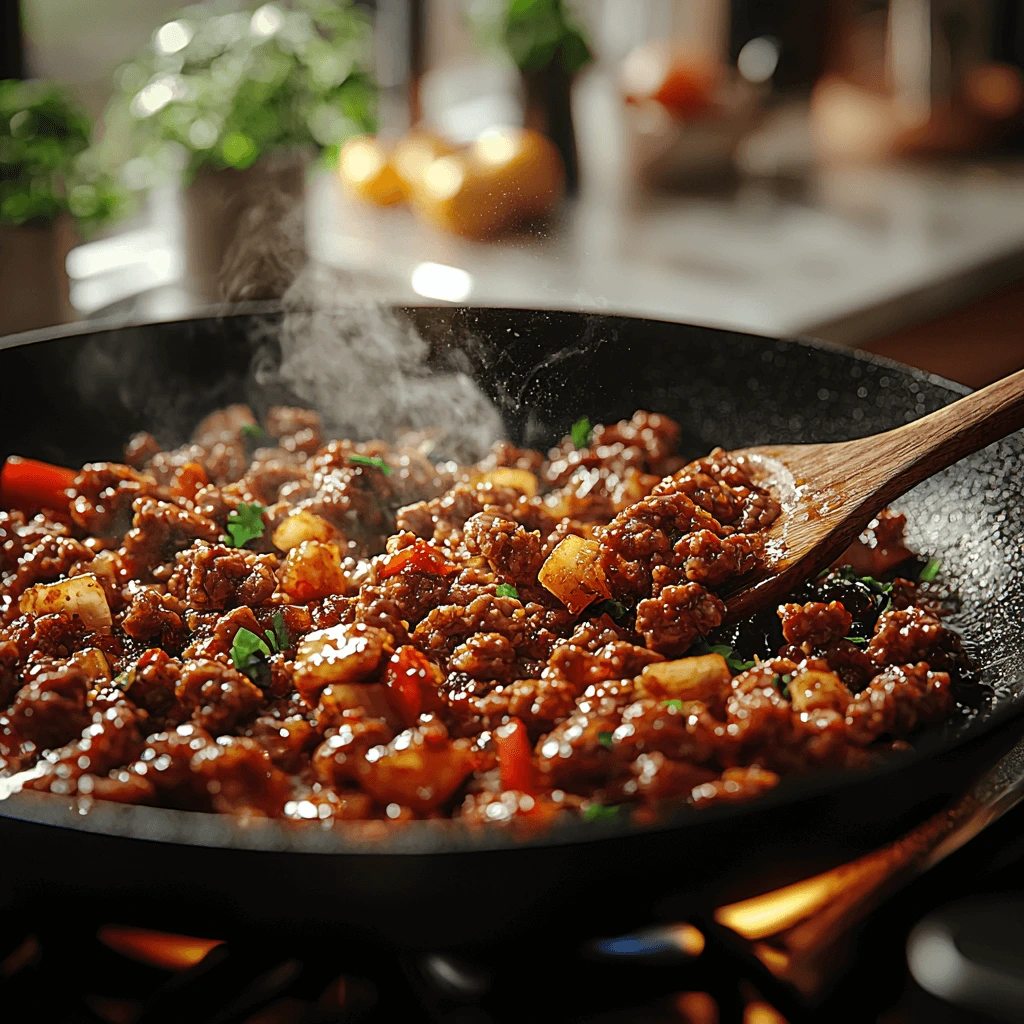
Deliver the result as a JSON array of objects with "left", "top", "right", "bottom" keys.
[
  {"left": 379, "top": 538, "right": 458, "bottom": 580},
  {"left": 170, "top": 461, "right": 209, "bottom": 501},
  {"left": 0, "top": 456, "right": 76, "bottom": 511},
  {"left": 494, "top": 717, "right": 535, "bottom": 794}
]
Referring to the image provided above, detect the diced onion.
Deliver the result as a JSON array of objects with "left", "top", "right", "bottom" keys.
[
  {"left": 272, "top": 510, "right": 338, "bottom": 551},
  {"left": 537, "top": 535, "right": 611, "bottom": 614},
  {"left": 640, "top": 654, "right": 731, "bottom": 702},
  {"left": 473, "top": 468, "right": 538, "bottom": 497},
  {"left": 788, "top": 670, "right": 851, "bottom": 713},
  {"left": 294, "top": 623, "right": 391, "bottom": 703},
  {"left": 19, "top": 573, "right": 113, "bottom": 631}
]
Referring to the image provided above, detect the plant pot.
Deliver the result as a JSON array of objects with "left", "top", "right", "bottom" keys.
[
  {"left": 0, "top": 217, "right": 76, "bottom": 336},
  {"left": 181, "top": 154, "right": 310, "bottom": 304}
]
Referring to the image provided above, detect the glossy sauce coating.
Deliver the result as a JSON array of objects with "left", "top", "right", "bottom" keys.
[{"left": 0, "top": 408, "right": 973, "bottom": 827}]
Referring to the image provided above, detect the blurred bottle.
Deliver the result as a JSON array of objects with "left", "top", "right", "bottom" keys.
[{"left": 811, "top": 0, "right": 1024, "bottom": 162}]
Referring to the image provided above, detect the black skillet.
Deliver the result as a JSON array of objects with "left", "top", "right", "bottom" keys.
[{"left": 1, "top": 305, "right": 1023, "bottom": 955}]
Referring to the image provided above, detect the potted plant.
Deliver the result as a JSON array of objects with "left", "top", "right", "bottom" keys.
[
  {"left": 0, "top": 79, "right": 121, "bottom": 335},
  {"left": 103, "top": 0, "right": 377, "bottom": 302},
  {"left": 469, "top": 0, "right": 593, "bottom": 194}
]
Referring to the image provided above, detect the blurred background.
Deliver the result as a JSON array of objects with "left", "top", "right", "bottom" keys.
[{"left": 3, "top": 0, "right": 1024, "bottom": 386}]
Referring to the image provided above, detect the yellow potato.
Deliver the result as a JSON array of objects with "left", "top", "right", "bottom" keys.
[
  {"left": 391, "top": 131, "right": 457, "bottom": 196},
  {"left": 538, "top": 534, "right": 611, "bottom": 614},
  {"left": 640, "top": 654, "right": 732, "bottom": 702},
  {"left": 410, "top": 128, "right": 564, "bottom": 238},
  {"left": 338, "top": 136, "right": 404, "bottom": 207}
]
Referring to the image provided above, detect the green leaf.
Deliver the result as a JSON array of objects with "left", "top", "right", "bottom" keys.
[
  {"left": 272, "top": 610, "right": 291, "bottom": 651},
  {"left": 773, "top": 673, "right": 792, "bottom": 699},
  {"left": 695, "top": 641, "right": 755, "bottom": 674},
  {"left": 231, "top": 627, "right": 271, "bottom": 672},
  {"left": 224, "top": 501, "right": 267, "bottom": 548},
  {"left": 845, "top": 636, "right": 869, "bottom": 646},
  {"left": 571, "top": 416, "right": 592, "bottom": 449},
  {"left": 348, "top": 454, "right": 393, "bottom": 476},
  {"left": 241, "top": 423, "right": 265, "bottom": 439},
  {"left": 496, "top": 583, "right": 519, "bottom": 600},
  {"left": 584, "top": 802, "right": 622, "bottom": 822},
  {"left": 593, "top": 598, "right": 629, "bottom": 622},
  {"left": 597, "top": 730, "right": 614, "bottom": 749},
  {"left": 662, "top": 699, "right": 685, "bottom": 712},
  {"left": 919, "top": 558, "right": 941, "bottom": 583}
]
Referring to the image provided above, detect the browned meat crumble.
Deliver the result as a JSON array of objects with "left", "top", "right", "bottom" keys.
[{"left": 0, "top": 407, "right": 973, "bottom": 827}]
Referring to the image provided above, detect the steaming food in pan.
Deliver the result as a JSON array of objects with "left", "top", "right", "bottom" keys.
[{"left": 0, "top": 405, "right": 976, "bottom": 825}]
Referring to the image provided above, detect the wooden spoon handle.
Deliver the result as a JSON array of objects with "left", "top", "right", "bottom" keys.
[{"left": 860, "top": 365, "right": 1024, "bottom": 508}]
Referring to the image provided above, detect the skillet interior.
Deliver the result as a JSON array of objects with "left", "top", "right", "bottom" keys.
[{"left": 1, "top": 305, "right": 1023, "bottom": 948}]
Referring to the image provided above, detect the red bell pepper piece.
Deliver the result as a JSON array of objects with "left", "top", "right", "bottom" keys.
[
  {"left": 495, "top": 717, "right": 535, "bottom": 794},
  {"left": 385, "top": 646, "right": 444, "bottom": 727},
  {"left": 0, "top": 456, "right": 76, "bottom": 512},
  {"left": 379, "top": 538, "right": 457, "bottom": 580}
]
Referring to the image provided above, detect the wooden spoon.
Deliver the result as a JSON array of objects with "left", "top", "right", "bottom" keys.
[{"left": 720, "top": 366, "right": 1024, "bottom": 622}]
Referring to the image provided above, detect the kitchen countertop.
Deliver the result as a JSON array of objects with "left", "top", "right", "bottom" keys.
[{"left": 69, "top": 155, "right": 1024, "bottom": 348}]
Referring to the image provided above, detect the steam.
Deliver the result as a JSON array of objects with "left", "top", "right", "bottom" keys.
[
  {"left": 256, "top": 263, "right": 505, "bottom": 460},
  {"left": 215, "top": 172, "right": 505, "bottom": 461}
]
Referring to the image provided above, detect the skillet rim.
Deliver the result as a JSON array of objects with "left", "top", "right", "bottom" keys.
[{"left": 0, "top": 303, "right": 1013, "bottom": 858}]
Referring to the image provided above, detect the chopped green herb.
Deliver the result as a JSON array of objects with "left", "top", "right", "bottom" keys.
[
  {"left": 829, "top": 565, "right": 893, "bottom": 595},
  {"left": 694, "top": 640, "right": 755, "bottom": 674},
  {"left": 598, "top": 730, "right": 614, "bottom": 749},
  {"left": 113, "top": 669, "right": 134, "bottom": 692},
  {"left": 224, "top": 501, "right": 267, "bottom": 548},
  {"left": 584, "top": 802, "right": 622, "bottom": 822},
  {"left": 594, "top": 598, "right": 629, "bottom": 622},
  {"left": 271, "top": 610, "right": 291, "bottom": 651},
  {"left": 845, "top": 636, "right": 869, "bottom": 646},
  {"left": 496, "top": 583, "right": 519, "bottom": 600},
  {"left": 662, "top": 699, "right": 685, "bottom": 712},
  {"left": 773, "top": 673, "right": 792, "bottom": 699},
  {"left": 240, "top": 423, "right": 265, "bottom": 439},
  {"left": 919, "top": 558, "right": 942, "bottom": 583},
  {"left": 231, "top": 627, "right": 271, "bottom": 673},
  {"left": 349, "top": 454, "right": 393, "bottom": 476},
  {"left": 571, "top": 416, "right": 592, "bottom": 449}
]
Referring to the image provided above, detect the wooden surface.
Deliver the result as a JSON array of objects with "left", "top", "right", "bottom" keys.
[
  {"left": 861, "top": 277, "right": 1024, "bottom": 389},
  {"left": 724, "top": 365, "right": 1024, "bottom": 620}
]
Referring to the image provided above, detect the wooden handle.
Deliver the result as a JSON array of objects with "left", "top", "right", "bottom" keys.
[{"left": 859, "top": 365, "right": 1024, "bottom": 507}]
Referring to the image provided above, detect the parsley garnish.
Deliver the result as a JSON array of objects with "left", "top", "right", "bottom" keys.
[
  {"left": 240, "top": 423, "right": 265, "bottom": 439},
  {"left": 496, "top": 583, "right": 519, "bottom": 600},
  {"left": 224, "top": 501, "right": 266, "bottom": 548},
  {"left": 919, "top": 558, "right": 941, "bottom": 583},
  {"left": 598, "top": 730, "right": 614, "bottom": 749},
  {"left": 231, "top": 627, "right": 271, "bottom": 670},
  {"left": 662, "top": 699, "right": 685, "bottom": 712},
  {"left": 773, "top": 673, "right": 792, "bottom": 699},
  {"left": 593, "top": 598, "right": 629, "bottom": 622},
  {"left": 113, "top": 669, "right": 134, "bottom": 692},
  {"left": 264, "top": 610, "right": 292, "bottom": 653},
  {"left": 584, "top": 802, "right": 622, "bottom": 822},
  {"left": 571, "top": 416, "right": 592, "bottom": 449},
  {"left": 231, "top": 628, "right": 274, "bottom": 689},
  {"left": 692, "top": 639, "right": 755, "bottom": 673},
  {"left": 349, "top": 454, "right": 393, "bottom": 476}
]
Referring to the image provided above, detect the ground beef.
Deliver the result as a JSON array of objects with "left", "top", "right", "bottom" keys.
[
  {"left": 779, "top": 601, "right": 854, "bottom": 649},
  {"left": 0, "top": 404, "right": 969, "bottom": 827},
  {"left": 463, "top": 512, "right": 543, "bottom": 584},
  {"left": 168, "top": 543, "right": 277, "bottom": 610},
  {"left": 635, "top": 583, "right": 726, "bottom": 656},
  {"left": 120, "top": 588, "right": 188, "bottom": 649},
  {"left": 120, "top": 498, "right": 222, "bottom": 579},
  {"left": 177, "top": 658, "right": 264, "bottom": 734},
  {"left": 845, "top": 663, "right": 953, "bottom": 744},
  {"left": 70, "top": 463, "right": 157, "bottom": 540}
]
